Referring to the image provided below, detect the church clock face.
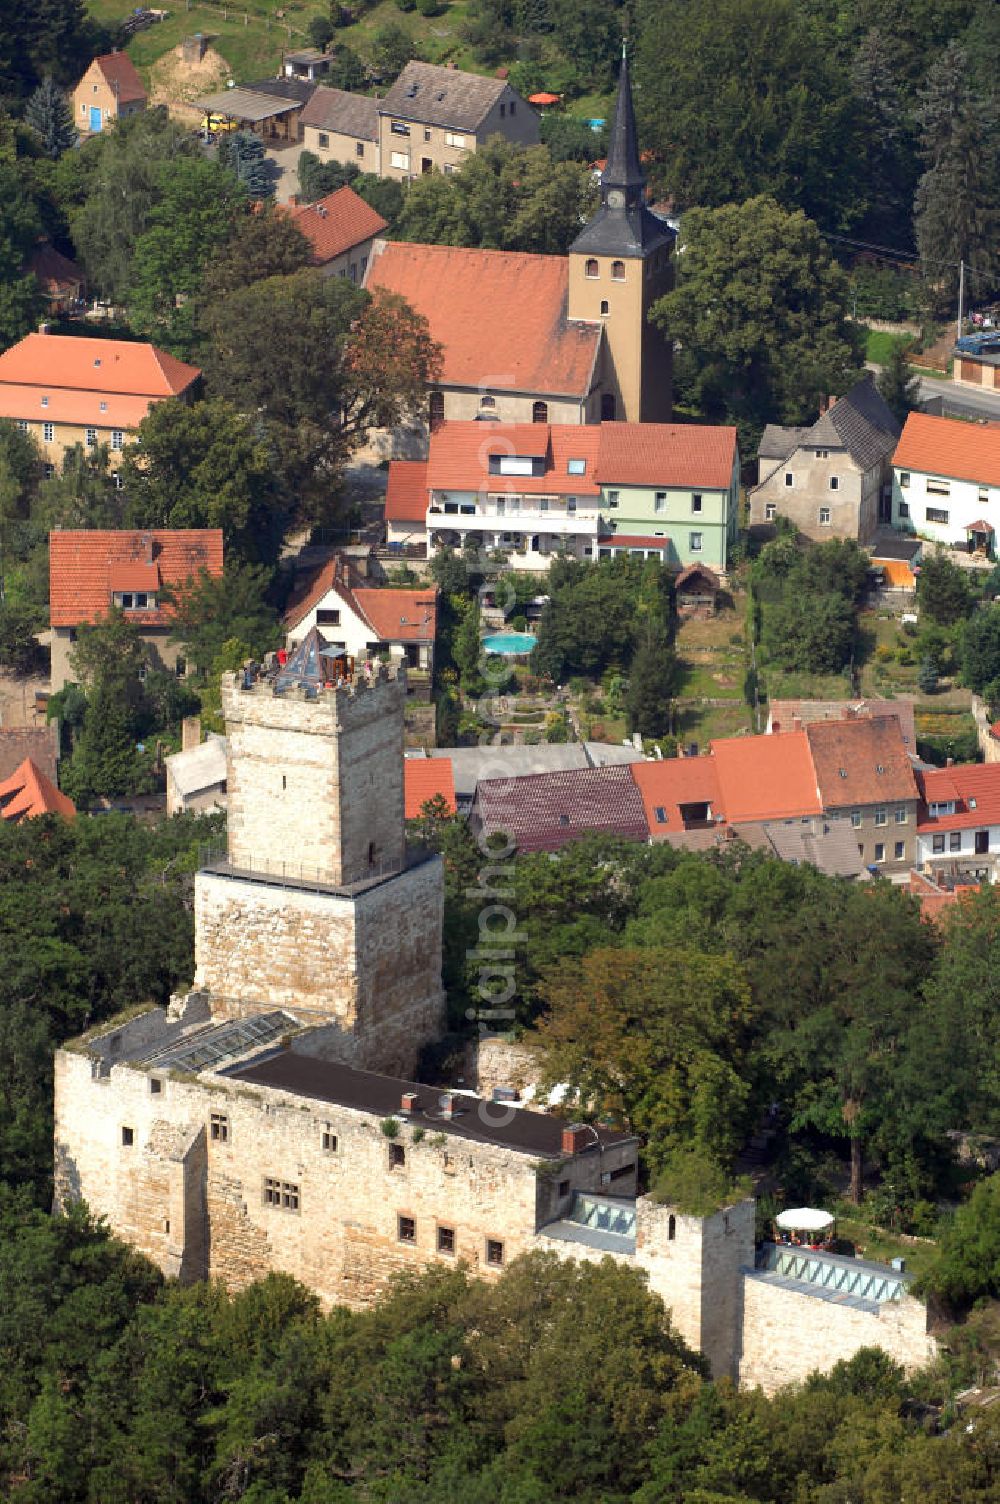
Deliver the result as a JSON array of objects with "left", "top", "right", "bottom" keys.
[{"left": 607, "top": 189, "right": 625, "bottom": 209}]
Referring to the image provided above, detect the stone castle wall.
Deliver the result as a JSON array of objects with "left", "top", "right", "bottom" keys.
[
  {"left": 222, "top": 671, "right": 406, "bottom": 886},
  {"left": 193, "top": 856, "right": 445, "bottom": 1078},
  {"left": 54, "top": 1042, "right": 638, "bottom": 1308},
  {"left": 738, "top": 1274, "right": 937, "bottom": 1393}
]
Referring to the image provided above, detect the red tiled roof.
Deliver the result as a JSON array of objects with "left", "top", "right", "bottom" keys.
[
  {"left": 596, "top": 422, "right": 738, "bottom": 490},
  {"left": 598, "top": 534, "right": 670, "bottom": 548},
  {"left": 284, "top": 185, "right": 388, "bottom": 265},
  {"left": 0, "top": 334, "right": 199, "bottom": 398},
  {"left": 28, "top": 244, "right": 85, "bottom": 293},
  {"left": 631, "top": 756, "right": 723, "bottom": 838},
  {"left": 0, "top": 758, "right": 75, "bottom": 822},
  {"left": 473, "top": 764, "right": 649, "bottom": 852},
  {"left": 0, "top": 383, "right": 162, "bottom": 430},
  {"left": 385, "top": 459, "right": 428, "bottom": 523},
  {"left": 916, "top": 763, "right": 1000, "bottom": 832},
  {"left": 894, "top": 412, "right": 1000, "bottom": 488},
  {"left": 675, "top": 564, "right": 720, "bottom": 591},
  {"left": 908, "top": 869, "right": 980, "bottom": 923},
  {"left": 425, "top": 422, "right": 601, "bottom": 496},
  {"left": 353, "top": 587, "right": 437, "bottom": 643},
  {"left": 93, "top": 51, "right": 147, "bottom": 104},
  {"left": 806, "top": 716, "right": 917, "bottom": 807},
  {"left": 49, "top": 529, "right": 223, "bottom": 628},
  {"left": 365, "top": 241, "right": 601, "bottom": 398},
  {"left": 710, "top": 731, "right": 822, "bottom": 823},
  {"left": 404, "top": 758, "right": 456, "bottom": 820}
]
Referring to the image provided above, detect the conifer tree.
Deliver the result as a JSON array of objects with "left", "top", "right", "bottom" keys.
[{"left": 24, "top": 75, "right": 77, "bottom": 157}]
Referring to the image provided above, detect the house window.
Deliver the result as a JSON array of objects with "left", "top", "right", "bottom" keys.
[
  {"left": 979, "top": 487, "right": 989, "bottom": 505},
  {"left": 111, "top": 429, "right": 124, "bottom": 450},
  {"left": 398, "top": 1214, "right": 416, "bottom": 1243},
  {"left": 894, "top": 807, "right": 907, "bottom": 823},
  {"left": 318, "top": 132, "right": 329, "bottom": 147},
  {"left": 607, "top": 490, "right": 619, "bottom": 508},
  {"left": 654, "top": 805, "right": 667, "bottom": 824},
  {"left": 692, "top": 493, "right": 702, "bottom": 512},
  {"left": 567, "top": 498, "right": 576, "bottom": 512},
  {"left": 600, "top": 393, "right": 616, "bottom": 421},
  {"left": 850, "top": 810, "right": 861, "bottom": 828},
  {"left": 558, "top": 1178, "right": 570, "bottom": 1197},
  {"left": 819, "top": 507, "right": 831, "bottom": 525},
  {"left": 611, "top": 260, "right": 625, "bottom": 281},
  {"left": 15, "top": 419, "right": 27, "bottom": 433},
  {"left": 263, "top": 1177, "right": 300, "bottom": 1212},
  {"left": 500, "top": 101, "right": 505, "bottom": 117},
  {"left": 784, "top": 472, "right": 793, "bottom": 487},
  {"left": 668, "top": 1214, "right": 676, "bottom": 1240},
  {"left": 815, "top": 448, "right": 829, "bottom": 459},
  {"left": 894, "top": 841, "right": 905, "bottom": 860},
  {"left": 355, "top": 141, "right": 364, "bottom": 157},
  {"left": 121, "top": 1126, "right": 134, "bottom": 1146},
  {"left": 443, "top": 162, "right": 454, "bottom": 174},
  {"left": 509, "top": 99, "right": 515, "bottom": 115},
  {"left": 113, "top": 473, "right": 123, "bottom": 491},
  {"left": 567, "top": 458, "right": 586, "bottom": 475},
  {"left": 389, "top": 151, "right": 409, "bottom": 170},
  {"left": 829, "top": 476, "right": 839, "bottom": 491},
  {"left": 585, "top": 258, "right": 599, "bottom": 279},
  {"left": 429, "top": 390, "right": 445, "bottom": 428},
  {"left": 480, "top": 395, "right": 496, "bottom": 411},
  {"left": 949, "top": 832, "right": 962, "bottom": 852},
  {"left": 926, "top": 507, "right": 949, "bottom": 524},
  {"left": 321, "top": 1125, "right": 338, "bottom": 1152},
  {"left": 654, "top": 492, "right": 666, "bottom": 513},
  {"left": 175, "top": 657, "right": 186, "bottom": 678},
  {"left": 485, "top": 1237, "right": 504, "bottom": 1266},
  {"left": 975, "top": 830, "right": 989, "bottom": 855},
  {"left": 875, "top": 808, "right": 887, "bottom": 826},
  {"left": 41, "top": 396, "right": 48, "bottom": 407},
  {"left": 423, "top": 127, "right": 431, "bottom": 141},
  {"left": 689, "top": 532, "right": 703, "bottom": 552},
  {"left": 390, "top": 120, "right": 411, "bottom": 136},
  {"left": 765, "top": 503, "right": 776, "bottom": 521},
  {"left": 149, "top": 1077, "right": 162, "bottom": 1095},
  {"left": 437, "top": 1225, "right": 456, "bottom": 1254},
  {"left": 926, "top": 479, "right": 950, "bottom": 496},
  {"left": 899, "top": 471, "right": 909, "bottom": 487},
  {"left": 210, "top": 1112, "right": 229, "bottom": 1143},
  {"left": 898, "top": 501, "right": 909, "bottom": 518},
  {"left": 85, "top": 427, "right": 97, "bottom": 446},
  {"left": 600, "top": 299, "right": 609, "bottom": 315},
  {"left": 444, "top": 131, "right": 465, "bottom": 148},
  {"left": 932, "top": 834, "right": 945, "bottom": 854},
  {"left": 389, "top": 1142, "right": 405, "bottom": 1169},
  {"left": 43, "top": 422, "right": 54, "bottom": 443},
  {"left": 874, "top": 842, "right": 885, "bottom": 863},
  {"left": 532, "top": 400, "right": 548, "bottom": 423}
]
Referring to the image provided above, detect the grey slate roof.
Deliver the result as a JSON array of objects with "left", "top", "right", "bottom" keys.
[
  {"left": 380, "top": 60, "right": 509, "bottom": 131},
  {"left": 471, "top": 764, "right": 650, "bottom": 852},
  {"left": 299, "top": 85, "right": 379, "bottom": 140},
  {"left": 762, "top": 817, "right": 865, "bottom": 879},
  {"left": 757, "top": 378, "right": 900, "bottom": 473},
  {"left": 0, "top": 724, "right": 59, "bottom": 784},
  {"left": 242, "top": 76, "right": 317, "bottom": 104},
  {"left": 426, "top": 743, "right": 590, "bottom": 801}
]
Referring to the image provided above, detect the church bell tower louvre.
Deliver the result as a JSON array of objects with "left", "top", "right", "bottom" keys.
[{"left": 568, "top": 42, "right": 675, "bottom": 423}]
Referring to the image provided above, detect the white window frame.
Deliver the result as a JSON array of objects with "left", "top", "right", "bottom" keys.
[
  {"left": 444, "top": 131, "right": 465, "bottom": 148},
  {"left": 819, "top": 507, "right": 831, "bottom": 525},
  {"left": 689, "top": 531, "right": 703, "bottom": 552},
  {"left": 389, "top": 150, "right": 409, "bottom": 170}
]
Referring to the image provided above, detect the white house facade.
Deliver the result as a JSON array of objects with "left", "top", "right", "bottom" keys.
[{"left": 891, "top": 412, "right": 1000, "bottom": 552}]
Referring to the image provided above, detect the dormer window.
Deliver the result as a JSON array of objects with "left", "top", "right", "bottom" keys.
[
  {"left": 113, "top": 591, "right": 155, "bottom": 610},
  {"left": 41, "top": 396, "right": 48, "bottom": 407}
]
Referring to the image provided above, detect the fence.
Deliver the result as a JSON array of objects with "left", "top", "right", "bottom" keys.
[
  {"left": 182, "top": 0, "right": 308, "bottom": 40},
  {"left": 198, "top": 840, "right": 434, "bottom": 894}
]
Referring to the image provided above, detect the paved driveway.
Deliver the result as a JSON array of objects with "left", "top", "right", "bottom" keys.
[{"left": 265, "top": 143, "right": 301, "bottom": 204}]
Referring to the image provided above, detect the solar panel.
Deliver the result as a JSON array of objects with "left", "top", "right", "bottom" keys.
[{"left": 142, "top": 1011, "right": 295, "bottom": 1072}]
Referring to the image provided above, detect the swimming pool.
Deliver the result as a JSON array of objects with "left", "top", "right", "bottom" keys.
[{"left": 482, "top": 632, "right": 536, "bottom": 655}]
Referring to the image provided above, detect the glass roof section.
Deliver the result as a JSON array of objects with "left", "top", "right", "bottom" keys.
[{"left": 141, "top": 1011, "right": 296, "bottom": 1072}]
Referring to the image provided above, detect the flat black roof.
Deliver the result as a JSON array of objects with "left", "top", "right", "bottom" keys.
[{"left": 227, "top": 1049, "right": 636, "bottom": 1159}]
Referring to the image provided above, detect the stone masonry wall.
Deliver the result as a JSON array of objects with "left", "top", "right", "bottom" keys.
[
  {"left": 193, "top": 855, "right": 445, "bottom": 1078},
  {"left": 222, "top": 671, "right": 405, "bottom": 886},
  {"left": 738, "top": 1275, "right": 937, "bottom": 1394},
  {"left": 55, "top": 1041, "right": 637, "bottom": 1308}
]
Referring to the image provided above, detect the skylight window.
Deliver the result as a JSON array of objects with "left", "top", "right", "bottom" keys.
[{"left": 567, "top": 458, "right": 586, "bottom": 475}]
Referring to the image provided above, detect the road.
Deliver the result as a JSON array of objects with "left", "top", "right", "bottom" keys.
[{"left": 915, "top": 377, "right": 1000, "bottom": 421}]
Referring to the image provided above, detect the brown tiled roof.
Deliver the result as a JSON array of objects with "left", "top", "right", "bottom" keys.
[
  {"left": 49, "top": 529, "right": 223, "bottom": 628},
  {"left": 0, "top": 758, "right": 75, "bottom": 821},
  {"left": 299, "top": 85, "right": 379, "bottom": 140},
  {"left": 0, "top": 725, "right": 58, "bottom": 784},
  {"left": 284, "top": 185, "right": 387, "bottom": 264},
  {"left": 93, "top": 51, "right": 147, "bottom": 105},
  {"left": 28, "top": 244, "right": 85, "bottom": 293},
  {"left": 385, "top": 459, "right": 428, "bottom": 523},
  {"left": 425, "top": 422, "right": 601, "bottom": 496},
  {"left": 916, "top": 763, "right": 1000, "bottom": 832},
  {"left": 710, "top": 731, "right": 822, "bottom": 823},
  {"left": 806, "top": 716, "right": 917, "bottom": 808},
  {"left": 769, "top": 699, "right": 916, "bottom": 749},
  {"left": 365, "top": 241, "right": 601, "bottom": 398},
  {"left": 380, "top": 60, "right": 508, "bottom": 132},
  {"left": 404, "top": 758, "right": 455, "bottom": 819},
  {"left": 895, "top": 411, "right": 1000, "bottom": 488},
  {"left": 631, "top": 756, "right": 723, "bottom": 837},
  {"left": 472, "top": 764, "right": 649, "bottom": 852},
  {"left": 596, "top": 422, "right": 737, "bottom": 490}
]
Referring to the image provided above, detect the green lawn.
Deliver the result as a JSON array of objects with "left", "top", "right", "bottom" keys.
[
  {"left": 832, "top": 1214, "right": 938, "bottom": 1283},
  {"left": 865, "top": 328, "right": 911, "bottom": 365}
]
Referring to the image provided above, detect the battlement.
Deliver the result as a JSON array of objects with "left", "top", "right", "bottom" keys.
[{"left": 221, "top": 664, "right": 407, "bottom": 736}]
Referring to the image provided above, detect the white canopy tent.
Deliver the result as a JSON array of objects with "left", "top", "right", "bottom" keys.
[{"left": 775, "top": 1207, "right": 835, "bottom": 1233}]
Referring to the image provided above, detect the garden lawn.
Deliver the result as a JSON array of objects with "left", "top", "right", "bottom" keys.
[{"left": 865, "top": 328, "right": 911, "bottom": 365}]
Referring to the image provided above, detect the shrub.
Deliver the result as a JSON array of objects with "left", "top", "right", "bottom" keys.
[{"left": 380, "top": 1117, "right": 400, "bottom": 1138}]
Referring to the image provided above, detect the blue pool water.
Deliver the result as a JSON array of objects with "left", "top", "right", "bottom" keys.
[{"left": 483, "top": 632, "right": 536, "bottom": 655}]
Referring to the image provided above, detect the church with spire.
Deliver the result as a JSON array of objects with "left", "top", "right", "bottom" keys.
[{"left": 364, "top": 47, "right": 675, "bottom": 435}]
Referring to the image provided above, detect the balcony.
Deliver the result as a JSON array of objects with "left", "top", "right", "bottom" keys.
[{"left": 428, "top": 506, "right": 601, "bottom": 538}]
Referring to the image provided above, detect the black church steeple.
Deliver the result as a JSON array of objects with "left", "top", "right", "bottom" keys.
[{"left": 569, "top": 42, "right": 674, "bottom": 259}]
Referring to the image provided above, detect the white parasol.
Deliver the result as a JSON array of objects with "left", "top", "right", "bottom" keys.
[{"left": 775, "top": 1207, "right": 835, "bottom": 1232}]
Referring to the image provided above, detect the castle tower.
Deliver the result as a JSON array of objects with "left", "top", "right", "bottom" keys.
[
  {"left": 568, "top": 44, "right": 675, "bottom": 423},
  {"left": 191, "top": 655, "right": 445, "bottom": 1077}
]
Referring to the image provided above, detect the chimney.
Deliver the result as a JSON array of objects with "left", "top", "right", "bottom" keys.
[
  {"left": 946, "top": 756, "right": 954, "bottom": 767},
  {"left": 181, "top": 715, "right": 201, "bottom": 752},
  {"left": 38, "top": 321, "right": 51, "bottom": 335},
  {"left": 817, "top": 395, "right": 828, "bottom": 415},
  {"left": 400, "top": 1090, "right": 419, "bottom": 1114},
  {"left": 140, "top": 531, "right": 154, "bottom": 563},
  {"left": 792, "top": 715, "right": 802, "bottom": 731},
  {"left": 828, "top": 393, "right": 837, "bottom": 409},
  {"left": 561, "top": 1123, "right": 591, "bottom": 1155}
]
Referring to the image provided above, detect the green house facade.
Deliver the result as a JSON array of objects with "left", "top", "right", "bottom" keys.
[{"left": 600, "top": 476, "right": 738, "bottom": 570}]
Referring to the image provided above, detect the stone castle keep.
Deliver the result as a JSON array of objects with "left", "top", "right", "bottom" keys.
[{"left": 55, "top": 663, "right": 936, "bottom": 1389}]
